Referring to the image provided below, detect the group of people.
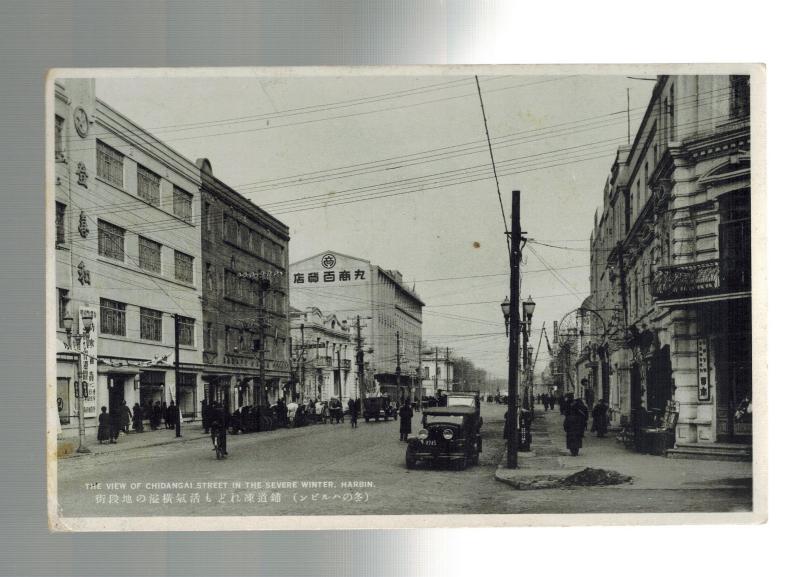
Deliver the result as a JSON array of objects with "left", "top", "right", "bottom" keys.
[
  {"left": 97, "top": 398, "right": 183, "bottom": 445},
  {"left": 535, "top": 394, "right": 557, "bottom": 411},
  {"left": 561, "top": 393, "right": 610, "bottom": 456}
]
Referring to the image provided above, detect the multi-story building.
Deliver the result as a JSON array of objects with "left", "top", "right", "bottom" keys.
[
  {"left": 196, "top": 158, "right": 291, "bottom": 410},
  {"left": 54, "top": 79, "right": 203, "bottom": 434},
  {"left": 420, "top": 346, "right": 454, "bottom": 397},
  {"left": 289, "top": 307, "right": 356, "bottom": 402},
  {"left": 289, "top": 251, "right": 424, "bottom": 402},
  {"left": 588, "top": 75, "right": 752, "bottom": 457}
]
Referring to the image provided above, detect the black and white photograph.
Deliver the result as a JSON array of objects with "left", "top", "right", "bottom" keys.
[{"left": 46, "top": 67, "right": 764, "bottom": 529}]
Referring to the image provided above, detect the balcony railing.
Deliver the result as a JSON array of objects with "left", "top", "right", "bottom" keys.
[
  {"left": 652, "top": 258, "right": 750, "bottom": 300},
  {"left": 313, "top": 356, "right": 332, "bottom": 368},
  {"left": 340, "top": 359, "right": 352, "bottom": 370}
]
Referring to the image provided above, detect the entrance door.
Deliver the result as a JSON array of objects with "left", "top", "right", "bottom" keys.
[
  {"left": 646, "top": 346, "right": 672, "bottom": 415},
  {"left": 108, "top": 376, "right": 125, "bottom": 415}
]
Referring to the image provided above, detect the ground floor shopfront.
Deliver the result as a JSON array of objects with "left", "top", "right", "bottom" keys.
[{"left": 56, "top": 355, "right": 203, "bottom": 437}]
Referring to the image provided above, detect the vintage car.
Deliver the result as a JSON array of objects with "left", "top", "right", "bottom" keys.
[
  {"left": 405, "top": 405, "right": 482, "bottom": 470},
  {"left": 362, "top": 395, "right": 398, "bottom": 422}
]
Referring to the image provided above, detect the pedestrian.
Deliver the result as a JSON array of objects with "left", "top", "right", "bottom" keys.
[
  {"left": 168, "top": 400, "right": 178, "bottom": 429},
  {"left": 97, "top": 406, "right": 111, "bottom": 444},
  {"left": 210, "top": 401, "right": 227, "bottom": 456},
  {"left": 592, "top": 398, "right": 609, "bottom": 438},
  {"left": 348, "top": 398, "right": 358, "bottom": 428},
  {"left": 563, "top": 404, "right": 584, "bottom": 457},
  {"left": 573, "top": 397, "right": 589, "bottom": 431},
  {"left": 150, "top": 400, "right": 162, "bottom": 430},
  {"left": 201, "top": 399, "right": 210, "bottom": 434},
  {"left": 132, "top": 402, "right": 144, "bottom": 433},
  {"left": 109, "top": 403, "right": 121, "bottom": 444},
  {"left": 120, "top": 400, "right": 132, "bottom": 434},
  {"left": 399, "top": 399, "right": 413, "bottom": 441}
]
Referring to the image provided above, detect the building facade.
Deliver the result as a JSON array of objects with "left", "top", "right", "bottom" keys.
[
  {"left": 289, "top": 251, "right": 425, "bottom": 402},
  {"left": 54, "top": 79, "right": 204, "bottom": 434},
  {"left": 588, "top": 75, "right": 752, "bottom": 455},
  {"left": 420, "top": 347, "right": 454, "bottom": 397},
  {"left": 289, "top": 307, "right": 356, "bottom": 402},
  {"left": 196, "top": 159, "right": 291, "bottom": 411}
]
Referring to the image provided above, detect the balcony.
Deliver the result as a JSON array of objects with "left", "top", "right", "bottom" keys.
[
  {"left": 652, "top": 259, "right": 750, "bottom": 301},
  {"left": 313, "top": 356, "right": 332, "bottom": 368},
  {"left": 340, "top": 359, "right": 352, "bottom": 370}
]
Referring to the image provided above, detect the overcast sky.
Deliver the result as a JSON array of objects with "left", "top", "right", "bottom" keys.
[{"left": 96, "top": 71, "right": 653, "bottom": 378}]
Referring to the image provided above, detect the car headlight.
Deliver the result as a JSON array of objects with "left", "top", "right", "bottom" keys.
[
  {"left": 442, "top": 429, "right": 454, "bottom": 440},
  {"left": 418, "top": 429, "right": 428, "bottom": 440}
]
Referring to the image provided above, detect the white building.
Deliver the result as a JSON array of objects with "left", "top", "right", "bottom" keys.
[
  {"left": 53, "top": 78, "right": 203, "bottom": 436},
  {"left": 289, "top": 251, "right": 424, "bottom": 402}
]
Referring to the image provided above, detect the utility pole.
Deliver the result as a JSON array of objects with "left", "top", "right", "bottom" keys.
[
  {"left": 434, "top": 346, "right": 439, "bottom": 394},
  {"left": 356, "top": 316, "right": 366, "bottom": 400},
  {"left": 416, "top": 339, "right": 422, "bottom": 411},
  {"left": 174, "top": 314, "right": 181, "bottom": 438},
  {"left": 395, "top": 330, "right": 402, "bottom": 402},
  {"left": 300, "top": 323, "right": 306, "bottom": 402},
  {"left": 445, "top": 347, "right": 450, "bottom": 392},
  {"left": 506, "top": 190, "right": 523, "bottom": 469}
]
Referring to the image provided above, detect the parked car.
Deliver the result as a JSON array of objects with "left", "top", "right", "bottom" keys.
[
  {"left": 405, "top": 405, "right": 482, "bottom": 470},
  {"left": 362, "top": 395, "right": 398, "bottom": 422}
]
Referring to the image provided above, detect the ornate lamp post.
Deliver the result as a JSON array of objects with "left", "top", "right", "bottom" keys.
[{"left": 63, "top": 310, "right": 94, "bottom": 454}]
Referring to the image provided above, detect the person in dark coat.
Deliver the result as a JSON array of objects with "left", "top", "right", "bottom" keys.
[
  {"left": 209, "top": 401, "right": 227, "bottom": 456},
  {"left": 120, "top": 400, "right": 132, "bottom": 434},
  {"left": 563, "top": 405, "right": 584, "bottom": 456},
  {"left": 167, "top": 400, "right": 178, "bottom": 429},
  {"left": 151, "top": 401, "right": 162, "bottom": 430},
  {"left": 573, "top": 397, "right": 589, "bottom": 431},
  {"left": 97, "top": 406, "right": 111, "bottom": 444},
  {"left": 109, "top": 404, "right": 121, "bottom": 443},
  {"left": 592, "top": 399, "right": 609, "bottom": 437},
  {"left": 348, "top": 398, "right": 358, "bottom": 428},
  {"left": 398, "top": 399, "right": 413, "bottom": 441},
  {"left": 201, "top": 399, "right": 210, "bottom": 434},
  {"left": 132, "top": 402, "right": 144, "bottom": 433}
]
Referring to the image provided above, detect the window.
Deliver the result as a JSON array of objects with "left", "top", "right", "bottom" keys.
[
  {"left": 176, "top": 316, "right": 195, "bottom": 346},
  {"left": 98, "top": 219, "right": 125, "bottom": 261},
  {"left": 137, "top": 165, "right": 161, "bottom": 205},
  {"left": 204, "top": 202, "right": 211, "bottom": 231},
  {"left": 55, "top": 116, "right": 64, "bottom": 161},
  {"left": 96, "top": 141, "right": 124, "bottom": 187},
  {"left": 55, "top": 202, "right": 66, "bottom": 246},
  {"left": 730, "top": 75, "right": 750, "bottom": 119},
  {"left": 58, "top": 288, "right": 69, "bottom": 329},
  {"left": 719, "top": 189, "right": 751, "bottom": 291},
  {"left": 140, "top": 307, "right": 162, "bottom": 341},
  {"left": 173, "top": 187, "right": 193, "bottom": 221},
  {"left": 668, "top": 84, "right": 676, "bottom": 140},
  {"left": 100, "top": 298, "right": 126, "bottom": 336},
  {"left": 138, "top": 236, "right": 161, "bottom": 273},
  {"left": 223, "top": 214, "right": 236, "bottom": 242},
  {"left": 174, "top": 251, "right": 194, "bottom": 283}
]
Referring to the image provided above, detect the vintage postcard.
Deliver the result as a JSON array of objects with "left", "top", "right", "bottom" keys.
[{"left": 46, "top": 65, "right": 765, "bottom": 530}]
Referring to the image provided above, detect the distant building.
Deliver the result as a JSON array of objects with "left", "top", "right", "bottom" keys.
[
  {"left": 419, "top": 347, "right": 454, "bottom": 397},
  {"left": 589, "top": 75, "right": 751, "bottom": 458},
  {"left": 54, "top": 78, "right": 203, "bottom": 434},
  {"left": 196, "top": 158, "right": 291, "bottom": 410},
  {"left": 289, "top": 251, "right": 424, "bottom": 402},
  {"left": 289, "top": 307, "right": 356, "bottom": 402}
]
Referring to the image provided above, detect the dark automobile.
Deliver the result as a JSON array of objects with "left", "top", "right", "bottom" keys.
[
  {"left": 229, "top": 405, "right": 277, "bottom": 434},
  {"left": 362, "top": 395, "right": 398, "bottom": 422},
  {"left": 405, "top": 405, "right": 482, "bottom": 470}
]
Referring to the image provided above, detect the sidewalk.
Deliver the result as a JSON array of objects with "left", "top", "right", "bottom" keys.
[
  {"left": 56, "top": 422, "right": 209, "bottom": 459},
  {"left": 495, "top": 407, "right": 753, "bottom": 490}
]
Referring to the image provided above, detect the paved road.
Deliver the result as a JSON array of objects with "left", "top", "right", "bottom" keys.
[{"left": 56, "top": 403, "right": 750, "bottom": 517}]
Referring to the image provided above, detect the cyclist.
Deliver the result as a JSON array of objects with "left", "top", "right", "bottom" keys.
[{"left": 209, "top": 401, "right": 228, "bottom": 458}]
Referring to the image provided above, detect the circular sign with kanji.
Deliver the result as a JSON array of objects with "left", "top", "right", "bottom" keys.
[{"left": 321, "top": 253, "right": 337, "bottom": 269}]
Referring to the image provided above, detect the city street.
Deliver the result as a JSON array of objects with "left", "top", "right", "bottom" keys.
[{"left": 56, "top": 403, "right": 751, "bottom": 517}]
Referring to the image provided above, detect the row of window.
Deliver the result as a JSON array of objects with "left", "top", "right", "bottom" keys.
[
  {"left": 96, "top": 140, "right": 194, "bottom": 221},
  {"left": 97, "top": 219, "right": 194, "bottom": 284},
  {"left": 222, "top": 213, "right": 284, "bottom": 265},
  {"left": 221, "top": 269, "right": 286, "bottom": 312},
  {"left": 203, "top": 322, "right": 286, "bottom": 355},
  {"left": 99, "top": 297, "right": 195, "bottom": 345}
]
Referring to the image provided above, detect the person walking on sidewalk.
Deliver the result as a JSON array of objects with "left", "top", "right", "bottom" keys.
[
  {"left": 591, "top": 399, "right": 610, "bottom": 437},
  {"left": 132, "top": 403, "right": 144, "bottom": 433},
  {"left": 120, "top": 400, "right": 132, "bottom": 434},
  {"left": 97, "top": 406, "right": 111, "bottom": 444},
  {"left": 573, "top": 396, "right": 589, "bottom": 431},
  {"left": 399, "top": 399, "right": 413, "bottom": 441},
  {"left": 348, "top": 398, "right": 358, "bottom": 428},
  {"left": 563, "top": 404, "right": 584, "bottom": 457}
]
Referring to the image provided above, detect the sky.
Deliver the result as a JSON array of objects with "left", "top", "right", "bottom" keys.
[{"left": 95, "top": 71, "right": 653, "bottom": 379}]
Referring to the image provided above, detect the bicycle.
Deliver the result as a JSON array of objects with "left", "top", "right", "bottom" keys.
[{"left": 210, "top": 423, "right": 226, "bottom": 460}]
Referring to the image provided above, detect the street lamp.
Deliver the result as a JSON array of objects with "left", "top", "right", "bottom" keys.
[
  {"left": 63, "top": 310, "right": 94, "bottom": 454},
  {"left": 500, "top": 297, "right": 511, "bottom": 336}
]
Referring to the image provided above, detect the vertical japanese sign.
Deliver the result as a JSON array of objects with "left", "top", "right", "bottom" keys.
[
  {"left": 697, "top": 337, "right": 710, "bottom": 401},
  {"left": 79, "top": 306, "right": 98, "bottom": 417}
]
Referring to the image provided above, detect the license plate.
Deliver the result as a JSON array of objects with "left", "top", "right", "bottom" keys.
[{"left": 423, "top": 440, "right": 437, "bottom": 446}]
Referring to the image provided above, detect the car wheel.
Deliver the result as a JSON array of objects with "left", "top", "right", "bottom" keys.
[
  {"left": 453, "top": 455, "right": 467, "bottom": 471},
  {"left": 405, "top": 447, "right": 416, "bottom": 470}
]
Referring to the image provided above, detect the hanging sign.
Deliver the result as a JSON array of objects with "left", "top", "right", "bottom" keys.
[
  {"left": 78, "top": 306, "right": 98, "bottom": 417},
  {"left": 697, "top": 337, "right": 710, "bottom": 402}
]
